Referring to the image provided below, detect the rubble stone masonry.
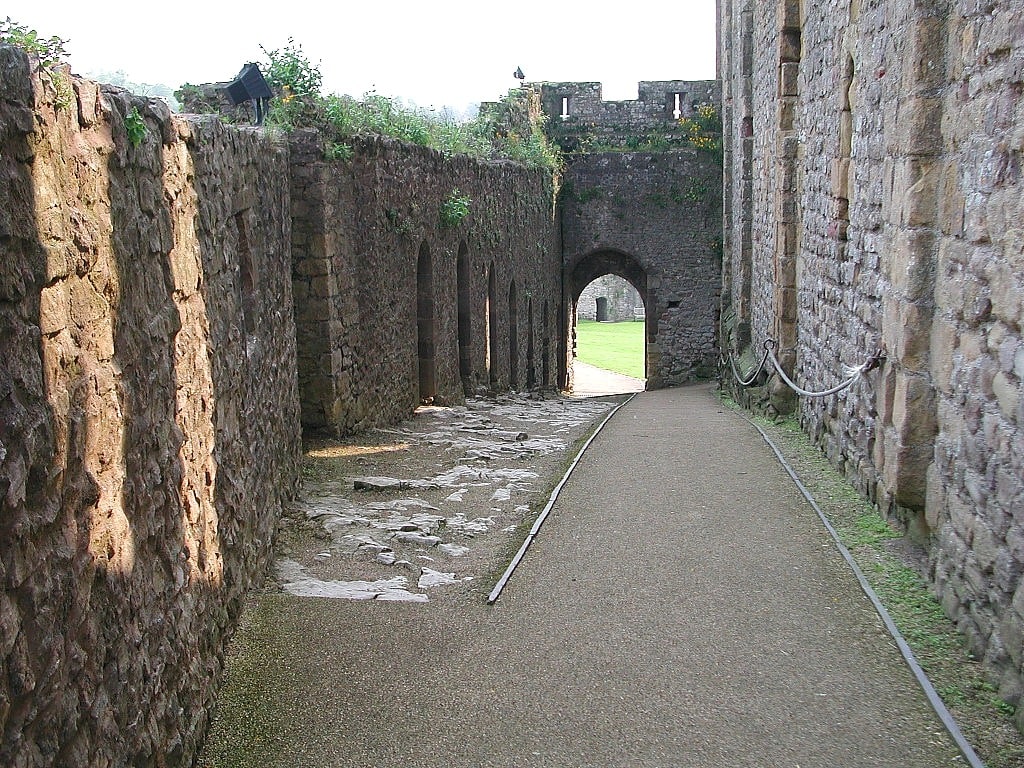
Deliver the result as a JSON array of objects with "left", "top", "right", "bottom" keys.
[
  {"left": 721, "top": 0, "right": 1024, "bottom": 725},
  {"left": 290, "top": 132, "right": 562, "bottom": 435},
  {"left": 0, "top": 45, "right": 567, "bottom": 764},
  {"left": 0, "top": 49, "right": 301, "bottom": 766}
]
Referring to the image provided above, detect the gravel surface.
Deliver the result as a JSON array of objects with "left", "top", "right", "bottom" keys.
[{"left": 199, "top": 384, "right": 967, "bottom": 768}]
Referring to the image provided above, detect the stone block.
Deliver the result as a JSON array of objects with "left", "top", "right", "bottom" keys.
[
  {"left": 992, "top": 371, "right": 1020, "bottom": 422},
  {"left": 938, "top": 160, "right": 965, "bottom": 236},
  {"left": 905, "top": 16, "right": 947, "bottom": 91},
  {"left": 895, "top": 97, "right": 943, "bottom": 156},
  {"left": 974, "top": 519, "right": 1000, "bottom": 572},
  {"left": 831, "top": 158, "right": 851, "bottom": 199},
  {"left": 924, "top": 460, "right": 948, "bottom": 530},
  {"left": 889, "top": 228, "right": 936, "bottom": 302},
  {"left": 892, "top": 370, "right": 937, "bottom": 447},
  {"left": 893, "top": 300, "right": 934, "bottom": 370},
  {"left": 779, "top": 62, "right": 799, "bottom": 97},
  {"left": 896, "top": 158, "right": 939, "bottom": 227},
  {"left": 988, "top": 260, "right": 1023, "bottom": 328},
  {"left": 930, "top": 314, "right": 958, "bottom": 394},
  {"left": 38, "top": 282, "right": 70, "bottom": 336},
  {"left": 964, "top": 193, "right": 991, "bottom": 244}
]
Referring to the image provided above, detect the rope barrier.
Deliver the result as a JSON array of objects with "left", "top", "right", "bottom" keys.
[
  {"left": 726, "top": 342, "right": 771, "bottom": 387},
  {"left": 725, "top": 339, "right": 884, "bottom": 399}
]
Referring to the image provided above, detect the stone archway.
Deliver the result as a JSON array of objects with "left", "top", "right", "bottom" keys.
[{"left": 566, "top": 249, "right": 650, "bottom": 387}]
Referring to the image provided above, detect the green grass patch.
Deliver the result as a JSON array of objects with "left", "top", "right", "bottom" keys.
[{"left": 575, "top": 319, "right": 645, "bottom": 379}]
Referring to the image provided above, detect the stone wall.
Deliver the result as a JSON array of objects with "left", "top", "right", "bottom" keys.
[
  {"left": 290, "top": 131, "right": 563, "bottom": 435},
  {"left": 540, "top": 80, "right": 720, "bottom": 151},
  {"left": 577, "top": 275, "right": 644, "bottom": 322},
  {"left": 720, "top": 0, "right": 1024, "bottom": 725},
  {"left": 0, "top": 49, "right": 301, "bottom": 766},
  {"left": 561, "top": 149, "right": 722, "bottom": 387}
]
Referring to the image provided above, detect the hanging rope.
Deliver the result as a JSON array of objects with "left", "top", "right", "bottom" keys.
[
  {"left": 727, "top": 339, "right": 884, "bottom": 398},
  {"left": 725, "top": 342, "right": 771, "bottom": 387}
]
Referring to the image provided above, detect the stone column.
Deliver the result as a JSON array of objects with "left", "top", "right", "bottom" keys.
[{"left": 874, "top": 6, "right": 947, "bottom": 517}]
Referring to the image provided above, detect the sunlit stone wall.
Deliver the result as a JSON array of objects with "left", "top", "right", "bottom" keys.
[{"left": 0, "top": 48, "right": 301, "bottom": 766}]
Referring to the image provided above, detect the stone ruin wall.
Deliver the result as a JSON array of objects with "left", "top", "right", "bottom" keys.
[
  {"left": 561, "top": 149, "right": 723, "bottom": 388},
  {"left": 290, "top": 132, "right": 563, "bottom": 435},
  {"left": 0, "top": 49, "right": 302, "bottom": 766},
  {"left": 721, "top": 0, "right": 1024, "bottom": 725},
  {"left": 539, "top": 80, "right": 720, "bottom": 149},
  {"left": 2, "top": 44, "right": 569, "bottom": 763},
  {"left": 577, "top": 275, "right": 644, "bottom": 322}
]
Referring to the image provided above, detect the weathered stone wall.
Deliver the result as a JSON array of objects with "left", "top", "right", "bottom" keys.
[
  {"left": 577, "top": 275, "right": 644, "bottom": 322},
  {"left": 291, "top": 131, "right": 563, "bottom": 435},
  {"left": 0, "top": 49, "right": 301, "bottom": 766},
  {"left": 562, "top": 150, "right": 722, "bottom": 387},
  {"left": 721, "top": 0, "right": 1024, "bottom": 725},
  {"left": 540, "top": 80, "right": 720, "bottom": 151}
]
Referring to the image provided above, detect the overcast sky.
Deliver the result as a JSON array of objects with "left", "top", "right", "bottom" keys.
[{"left": 6, "top": 1, "right": 717, "bottom": 112}]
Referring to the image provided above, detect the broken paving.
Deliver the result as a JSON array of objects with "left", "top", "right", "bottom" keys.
[{"left": 272, "top": 393, "right": 621, "bottom": 602}]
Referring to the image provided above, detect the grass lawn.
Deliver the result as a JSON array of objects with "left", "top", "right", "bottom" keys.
[{"left": 575, "top": 319, "right": 645, "bottom": 379}]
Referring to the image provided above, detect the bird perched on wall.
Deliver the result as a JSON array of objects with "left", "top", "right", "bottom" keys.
[{"left": 514, "top": 67, "right": 525, "bottom": 81}]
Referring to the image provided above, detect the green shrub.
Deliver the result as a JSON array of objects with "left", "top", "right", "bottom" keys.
[
  {"left": 1, "top": 17, "right": 68, "bottom": 67},
  {"left": 439, "top": 189, "right": 472, "bottom": 227}
]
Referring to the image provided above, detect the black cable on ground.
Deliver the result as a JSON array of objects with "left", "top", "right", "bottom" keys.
[
  {"left": 747, "top": 416, "right": 986, "bottom": 768},
  {"left": 486, "top": 392, "right": 638, "bottom": 605}
]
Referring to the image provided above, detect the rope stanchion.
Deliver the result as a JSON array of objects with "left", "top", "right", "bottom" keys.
[{"left": 726, "top": 338, "right": 884, "bottom": 399}]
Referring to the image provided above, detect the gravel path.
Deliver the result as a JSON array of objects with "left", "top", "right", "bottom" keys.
[{"left": 199, "top": 384, "right": 965, "bottom": 768}]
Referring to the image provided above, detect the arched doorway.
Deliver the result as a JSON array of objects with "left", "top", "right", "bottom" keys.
[
  {"left": 566, "top": 249, "right": 649, "bottom": 390},
  {"left": 416, "top": 242, "right": 436, "bottom": 402}
]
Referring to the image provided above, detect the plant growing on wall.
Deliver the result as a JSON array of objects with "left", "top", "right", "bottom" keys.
[
  {"left": 252, "top": 40, "right": 561, "bottom": 172},
  {"left": 2, "top": 18, "right": 73, "bottom": 110},
  {"left": 678, "top": 102, "right": 722, "bottom": 158},
  {"left": 439, "top": 189, "right": 472, "bottom": 227},
  {"left": 684, "top": 178, "right": 709, "bottom": 202},
  {"left": 260, "top": 38, "right": 323, "bottom": 98},
  {"left": 1, "top": 17, "right": 68, "bottom": 66},
  {"left": 125, "top": 107, "right": 147, "bottom": 147}
]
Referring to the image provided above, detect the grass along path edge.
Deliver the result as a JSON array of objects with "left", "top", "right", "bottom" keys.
[{"left": 719, "top": 390, "right": 1024, "bottom": 768}]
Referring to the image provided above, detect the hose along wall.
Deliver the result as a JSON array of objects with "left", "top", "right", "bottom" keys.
[{"left": 725, "top": 340, "right": 986, "bottom": 768}]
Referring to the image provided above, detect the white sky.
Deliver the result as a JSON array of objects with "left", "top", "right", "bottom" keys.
[{"left": 5, "top": 1, "right": 717, "bottom": 112}]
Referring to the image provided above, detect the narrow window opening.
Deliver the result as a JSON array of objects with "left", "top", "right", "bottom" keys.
[
  {"left": 542, "top": 300, "right": 550, "bottom": 387},
  {"left": 233, "top": 212, "right": 256, "bottom": 337},
  {"left": 416, "top": 242, "right": 436, "bottom": 403},
  {"left": 456, "top": 244, "right": 472, "bottom": 393},
  {"left": 508, "top": 281, "right": 519, "bottom": 389},
  {"left": 526, "top": 298, "right": 536, "bottom": 389},
  {"left": 560, "top": 96, "right": 570, "bottom": 120},
  {"left": 487, "top": 265, "right": 498, "bottom": 386},
  {"left": 672, "top": 93, "right": 682, "bottom": 120}
]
